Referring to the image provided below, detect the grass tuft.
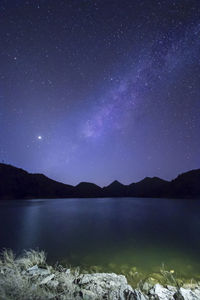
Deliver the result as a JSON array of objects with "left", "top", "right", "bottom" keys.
[
  {"left": 16, "top": 249, "right": 47, "bottom": 269},
  {"left": 0, "top": 249, "right": 15, "bottom": 267},
  {"left": 0, "top": 249, "right": 92, "bottom": 300},
  {"left": 159, "top": 263, "right": 180, "bottom": 287}
]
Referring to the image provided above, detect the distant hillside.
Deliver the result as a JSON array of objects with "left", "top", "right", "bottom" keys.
[
  {"left": 170, "top": 169, "right": 200, "bottom": 198},
  {"left": 127, "top": 177, "right": 169, "bottom": 198},
  {"left": 102, "top": 180, "right": 128, "bottom": 197},
  {"left": 0, "top": 164, "right": 74, "bottom": 199},
  {"left": 0, "top": 163, "right": 200, "bottom": 199},
  {"left": 74, "top": 182, "right": 103, "bottom": 197}
]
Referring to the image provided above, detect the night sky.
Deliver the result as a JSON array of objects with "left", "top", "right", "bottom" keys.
[{"left": 0, "top": 0, "right": 200, "bottom": 186}]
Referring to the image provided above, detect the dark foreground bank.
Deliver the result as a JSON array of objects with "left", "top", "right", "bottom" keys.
[{"left": 0, "top": 250, "right": 200, "bottom": 300}]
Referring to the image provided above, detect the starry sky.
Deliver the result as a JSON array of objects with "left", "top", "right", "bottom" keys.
[{"left": 0, "top": 0, "right": 200, "bottom": 186}]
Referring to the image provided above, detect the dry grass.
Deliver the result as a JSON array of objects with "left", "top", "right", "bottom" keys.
[
  {"left": 0, "top": 249, "right": 15, "bottom": 267},
  {"left": 159, "top": 264, "right": 180, "bottom": 287},
  {"left": 16, "top": 249, "right": 47, "bottom": 269},
  {"left": 0, "top": 249, "right": 51, "bottom": 299},
  {"left": 0, "top": 249, "right": 86, "bottom": 300}
]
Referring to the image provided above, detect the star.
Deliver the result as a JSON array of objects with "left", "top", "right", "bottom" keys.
[{"left": 37, "top": 136, "right": 42, "bottom": 140}]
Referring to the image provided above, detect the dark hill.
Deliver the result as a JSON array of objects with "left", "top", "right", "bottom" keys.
[
  {"left": 128, "top": 177, "right": 169, "bottom": 197},
  {"left": 0, "top": 164, "right": 74, "bottom": 199},
  {"left": 103, "top": 180, "right": 127, "bottom": 197},
  {"left": 0, "top": 163, "right": 200, "bottom": 199},
  {"left": 75, "top": 182, "right": 103, "bottom": 197},
  {"left": 170, "top": 169, "right": 200, "bottom": 198}
]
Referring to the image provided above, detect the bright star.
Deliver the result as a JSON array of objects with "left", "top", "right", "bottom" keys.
[{"left": 38, "top": 135, "right": 42, "bottom": 140}]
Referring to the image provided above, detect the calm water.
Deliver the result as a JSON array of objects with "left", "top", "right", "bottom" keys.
[{"left": 0, "top": 197, "right": 200, "bottom": 281}]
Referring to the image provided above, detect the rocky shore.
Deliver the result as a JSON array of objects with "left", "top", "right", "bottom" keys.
[{"left": 0, "top": 250, "right": 200, "bottom": 300}]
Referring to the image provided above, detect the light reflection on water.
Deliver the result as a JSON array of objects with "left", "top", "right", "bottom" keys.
[{"left": 0, "top": 197, "right": 200, "bottom": 283}]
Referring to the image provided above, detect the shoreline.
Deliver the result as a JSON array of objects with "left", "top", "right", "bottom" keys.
[{"left": 0, "top": 250, "right": 200, "bottom": 299}]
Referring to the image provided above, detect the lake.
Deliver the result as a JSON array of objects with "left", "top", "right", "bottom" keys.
[{"left": 0, "top": 197, "right": 200, "bottom": 284}]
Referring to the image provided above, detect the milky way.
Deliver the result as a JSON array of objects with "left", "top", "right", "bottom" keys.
[{"left": 0, "top": 0, "right": 200, "bottom": 185}]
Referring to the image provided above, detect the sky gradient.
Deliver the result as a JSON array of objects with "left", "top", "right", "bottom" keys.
[{"left": 0, "top": 0, "right": 200, "bottom": 186}]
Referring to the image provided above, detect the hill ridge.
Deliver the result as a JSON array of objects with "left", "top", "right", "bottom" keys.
[{"left": 0, "top": 163, "right": 200, "bottom": 199}]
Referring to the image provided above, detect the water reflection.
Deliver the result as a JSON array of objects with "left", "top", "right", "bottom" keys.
[{"left": 0, "top": 198, "right": 200, "bottom": 277}]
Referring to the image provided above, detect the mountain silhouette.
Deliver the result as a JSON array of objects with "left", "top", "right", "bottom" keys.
[
  {"left": 170, "top": 169, "right": 200, "bottom": 198},
  {"left": 74, "top": 182, "right": 103, "bottom": 197},
  {"left": 128, "top": 177, "right": 169, "bottom": 197},
  {"left": 0, "top": 163, "right": 200, "bottom": 200},
  {"left": 0, "top": 163, "right": 74, "bottom": 199},
  {"left": 103, "top": 180, "right": 128, "bottom": 197}
]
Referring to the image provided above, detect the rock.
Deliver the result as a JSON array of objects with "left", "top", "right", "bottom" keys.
[
  {"left": 131, "top": 290, "right": 148, "bottom": 300},
  {"left": 143, "top": 275, "right": 163, "bottom": 287},
  {"left": 66, "top": 268, "right": 71, "bottom": 275},
  {"left": 38, "top": 268, "right": 51, "bottom": 275},
  {"left": 142, "top": 281, "right": 154, "bottom": 294},
  {"left": 27, "top": 265, "right": 50, "bottom": 276},
  {"left": 174, "top": 291, "right": 184, "bottom": 300},
  {"left": 174, "top": 287, "right": 200, "bottom": 300},
  {"left": 76, "top": 273, "right": 139, "bottom": 300},
  {"left": 193, "top": 289, "right": 200, "bottom": 297},
  {"left": 47, "top": 280, "right": 59, "bottom": 288},
  {"left": 81, "top": 289, "right": 97, "bottom": 300},
  {"left": 27, "top": 265, "right": 39, "bottom": 272},
  {"left": 167, "top": 285, "right": 178, "bottom": 293},
  {"left": 40, "top": 274, "right": 55, "bottom": 285},
  {"left": 150, "top": 284, "right": 175, "bottom": 299}
]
